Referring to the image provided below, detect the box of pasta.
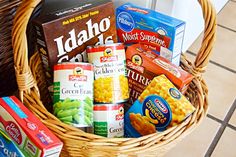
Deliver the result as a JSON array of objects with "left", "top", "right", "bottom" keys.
[{"left": 124, "top": 75, "right": 195, "bottom": 137}]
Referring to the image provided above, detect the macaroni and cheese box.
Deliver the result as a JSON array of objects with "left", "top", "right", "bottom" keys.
[
  {"left": 0, "top": 96, "right": 63, "bottom": 157},
  {"left": 116, "top": 3, "right": 186, "bottom": 66},
  {"left": 126, "top": 44, "right": 193, "bottom": 105},
  {"left": 0, "top": 128, "right": 25, "bottom": 157},
  {"left": 124, "top": 75, "right": 195, "bottom": 137}
]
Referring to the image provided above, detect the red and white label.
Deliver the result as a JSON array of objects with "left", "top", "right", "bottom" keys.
[
  {"left": 127, "top": 60, "right": 144, "bottom": 73},
  {"left": 117, "top": 29, "right": 171, "bottom": 49},
  {"left": 126, "top": 7, "right": 149, "bottom": 14},
  {"left": 155, "top": 99, "right": 168, "bottom": 114},
  {"left": 5, "top": 121, "right": 22, "bottom": 145},
  {"left": 100, "top": 55, "right": 118, "bottom": 62},
  {"left": 69, "top": 75, "right": 87, "bottom": 81},
  {"left": 93, "top": 104, "right": 124, "bottom": 137}
]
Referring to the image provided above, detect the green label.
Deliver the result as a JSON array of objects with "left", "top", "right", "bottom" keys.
[
  {"left": 94, "top": 122, "right": 107, "bottom": 137},
  {"left": 23, "top": 138, "right": 40, "bottom": 157},
  {"left": 53, "top": 82, "right": 60, "bottom": 103},
  {"left": 53, "top": 97, "right": 93, "bottom": 127}
]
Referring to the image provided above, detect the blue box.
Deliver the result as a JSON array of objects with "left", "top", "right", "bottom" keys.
[
  {"left": 116, "top": 3, "right": 186, "bottom": 66},
  {"left": 0, "top": 128, "right": 24, "bottom": 157}
]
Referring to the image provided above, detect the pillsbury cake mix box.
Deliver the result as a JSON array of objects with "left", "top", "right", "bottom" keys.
[{"left": 116, "top": 3, "right": 186, "bottom": 66}]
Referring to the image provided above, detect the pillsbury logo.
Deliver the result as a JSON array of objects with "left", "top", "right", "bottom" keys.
[{"left": 117, "top": 12, "right": 135, "bottom": 32}]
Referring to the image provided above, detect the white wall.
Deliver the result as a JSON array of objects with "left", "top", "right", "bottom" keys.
[{"left": 155, "top": 0, "right": 229, "bottom": 52}]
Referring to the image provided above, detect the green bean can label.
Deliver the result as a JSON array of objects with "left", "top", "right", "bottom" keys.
[
  {"left": 93, "top": 104, "right": 124, "bottom": 137},
  {"left": 53, "top": 63, "right": 94, "bottom": 128}
]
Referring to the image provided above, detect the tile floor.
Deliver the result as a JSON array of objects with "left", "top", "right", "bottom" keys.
[{"left": 165, "top": 1, "right": 236, "bottom": 157}]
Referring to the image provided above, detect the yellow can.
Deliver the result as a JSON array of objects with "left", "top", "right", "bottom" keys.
[{"left": 87, "top": 43, "right": 129, "bottom": 103}]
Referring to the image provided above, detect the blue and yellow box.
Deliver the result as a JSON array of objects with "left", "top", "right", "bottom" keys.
[{"left": 124, "top": 75, "right": 195, "bottom": 137}]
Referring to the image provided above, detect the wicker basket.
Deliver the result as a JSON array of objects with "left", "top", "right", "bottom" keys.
[
  {"left": 0, "top": 0, "right": 22, "bottom": 96},
  {"left": 11, "top": 0, "right": 216, "bottom": 156}
]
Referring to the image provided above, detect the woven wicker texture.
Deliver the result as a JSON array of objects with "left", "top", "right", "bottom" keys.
[
  {"left": 0, "top": 0, "right": 21, "bottom": 96},
  {"left": 12, "top": 0, "right": 216, "bottom": 156}
]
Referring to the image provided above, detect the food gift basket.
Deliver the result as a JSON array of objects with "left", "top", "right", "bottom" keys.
[{"left": 11, "top": 0, "right": 216, "bottom": 156}]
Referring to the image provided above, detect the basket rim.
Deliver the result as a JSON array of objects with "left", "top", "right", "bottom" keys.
[{"left": 11, "top": 0, "right": 217, "bottom": 156}]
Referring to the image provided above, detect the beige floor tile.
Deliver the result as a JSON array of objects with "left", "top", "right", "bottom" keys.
[
  {"left": 164, "top": 118, "right": 220, "bottom": 157},
  {"left": 184, "top": 51, "right": 197, "bottom": 62},
  {"left": 229, "top": 106, "right": 236, "bottom": 127},
  {"left": 203, "top": 63, "right": 236, "bottom": 119},
  {"left": 217, "top": 1, "right": 236, "bottom": 31},
  {"left": 188, "top": 26, "right": 236, "bottom": 70},
  {"left": 212, "top": 127, "right": 236, "bottom": 157},
  {"left": 184, "top": 53, "right": 236, "bottom": 120},
  {"left": 188, "top": 32, "right": 203, "bottom": 54}
]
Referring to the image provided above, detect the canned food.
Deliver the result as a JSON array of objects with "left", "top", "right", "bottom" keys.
[
  {"left": 53, "top": 63, "right": 94, "bottom": 129},
  {"left": 93, "top": 103, "right": 124, "bottom": 137},
  {"left": 87, "top": 43, "right": 129, "bottom": 103}
]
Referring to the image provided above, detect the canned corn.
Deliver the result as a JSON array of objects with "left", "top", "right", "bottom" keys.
[
  {"left": 86, "top": 43, "right": 129, "bottom": 103},
  {"left": 53, "top": 63, "right": 94, "bottom": 130}
]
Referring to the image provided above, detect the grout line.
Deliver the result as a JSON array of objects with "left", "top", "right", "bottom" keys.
[
  {"left": 204, "top": 125, "right": 225, "bottom": 157},
  {"left": 186, "top": 50, "right": 198, "bottom": 56},
  {"left": 217, "top": 24, "right": 236, "bottom": 33},
  {"left": 227, "top": 123, "right": 236, "bottom": 131},
  {"left": 207, "top": 114, "right": 223, "bottom": 124},
  {"left": 205, "top": 99, "right": 236, "bottom": 157},
  {"left": 204, "top": 113, "right": 236, "bottom": 156},
  {"left": 216, "top": 0, "right": 236, "bottom": 34},
  {"left": 186, "top": 51, "right": 236, "bottom": 74},
  {"left": 217, "top": 0, "right": 232, "bottom": 15},
  {"left": 208, "top": 60, "right": 236, "bottom": 74}
]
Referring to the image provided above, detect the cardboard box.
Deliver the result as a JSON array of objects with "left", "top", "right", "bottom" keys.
[
  {"left": 125, "top": 75, "right": 195, "bottom": 137},
  {"left": 33, "top": 0, "right": 117, "bottom": 84},
  {"left": 126, "top": 44, "right": 193, "bottom": 105},
  {"left": 116, "top": 3, "right": 186, "bottom": 66},
  {"left": 0, "top": 96, "right": 63, "bottom": 157},
  {"left": 0, "top": 128, "right": 25, "bottom": 157}
]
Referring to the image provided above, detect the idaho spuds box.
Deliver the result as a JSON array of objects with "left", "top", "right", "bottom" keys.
[
  {"left": 116, "top": 3, "right": 186, "bottom": 66},
  {"left": 33, "top": 0, "right": 117, "bottom": 83},
  {"left": 0, "top": 96, "right": 63, "bottom": 157}
]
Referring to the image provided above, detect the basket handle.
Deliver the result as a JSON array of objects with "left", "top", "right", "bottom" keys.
[
  {"left": 191, "top": 0, "right": 216, "bottom": 76},
  {"left": 12, "top": 0, "right": 41, "bottom": 100},
  {"left": 12, "top": 0, "right": 216, "bottom": 100}
]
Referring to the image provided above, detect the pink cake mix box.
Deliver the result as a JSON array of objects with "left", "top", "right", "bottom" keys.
[
  {"left": 0, "top": 96, "right": 63, "bottom": 157},
  {"left": 116, "top": 3, "right": 186, "bottom": 66}
]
